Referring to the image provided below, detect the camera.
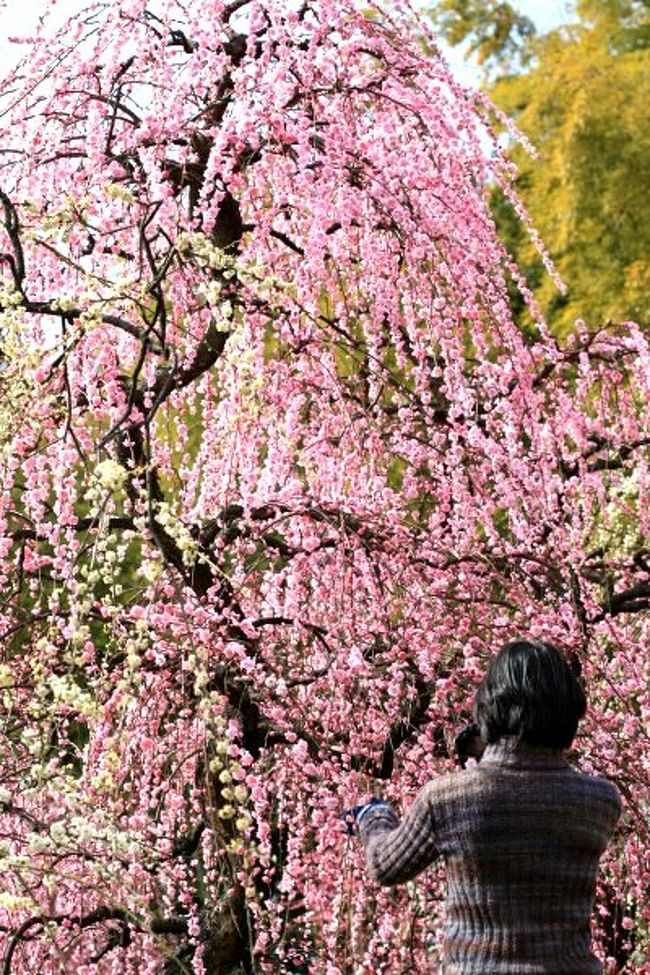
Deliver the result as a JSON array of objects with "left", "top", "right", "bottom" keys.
[{"left": 454, "top": 723, "right": 485, "bottom": 767}]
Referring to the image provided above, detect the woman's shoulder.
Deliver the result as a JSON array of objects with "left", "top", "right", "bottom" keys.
[
  {"left": 569, "top": 765, "right": 623, "bottom": 812},
  {"left": 420, "top": 763, "right": 489, "bottom": 806},
  {"left": 423, "top": 759, "right": 622, "bottom": 810}
]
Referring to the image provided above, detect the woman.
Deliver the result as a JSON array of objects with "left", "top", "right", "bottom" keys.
[{"left": 349, "top": 639, "right": 621, "bottom": 974}]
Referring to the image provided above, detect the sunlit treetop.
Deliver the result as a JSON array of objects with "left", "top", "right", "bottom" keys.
[{"left": 428, "top": 0, "right": 650, "bottom": 333}]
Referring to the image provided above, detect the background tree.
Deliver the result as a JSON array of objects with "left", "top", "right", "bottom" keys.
[
  {"left": 426, "top": 0, "right": 536, "bottom": 67},
  {"left": 0, "top": 0, "right": 649, "bottom": 972},
  {"left": 429, "top": 0, "right": 650, "bottom": 335}
]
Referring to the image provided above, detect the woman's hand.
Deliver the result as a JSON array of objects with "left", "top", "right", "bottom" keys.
[{"left": 339, "top": 796, "right": 391, "bottom": 834}]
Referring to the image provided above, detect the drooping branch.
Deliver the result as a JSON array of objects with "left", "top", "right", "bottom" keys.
[
  {"left": 1, "top": 907, "right": 189, "bottom": 975},
  {"left": 375, "top": 666, "right": 435, "bottom": 780}
]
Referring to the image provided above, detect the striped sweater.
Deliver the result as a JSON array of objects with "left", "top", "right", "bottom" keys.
[{"left": 358, "top": 739, "right": 621, "bottom": 974}]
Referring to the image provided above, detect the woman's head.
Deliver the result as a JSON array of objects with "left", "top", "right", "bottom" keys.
[{"left": 473, "top": 639, "right": 587, "bottom": 749}]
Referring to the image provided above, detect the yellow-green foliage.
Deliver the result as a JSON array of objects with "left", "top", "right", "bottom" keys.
[
  {"left": 429, "top": 0, "right": 535, "bottom": 65},
  {"left": 429, "top": 0, "right": 650, "bottom": 335}
]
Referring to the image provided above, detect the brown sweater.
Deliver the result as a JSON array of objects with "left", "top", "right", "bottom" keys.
[{"left": 358, "top": 739, "right": 621, "bottom": 974}]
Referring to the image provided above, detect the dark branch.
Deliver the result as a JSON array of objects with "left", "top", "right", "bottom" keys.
[
  {"left": 269, "top": 228, "right": 305, "bottom": 256},
  {"left": 0, "top": 189, "right": 26, "bottom": 286},
  {"left": 11, "top": 516, "right": 135, "bottom": 543},
  {"left": 2, "top": 908, "right": 188, "bottom": 975},
  {"left": 223, "top": 0, "right": 254, "bottom": 20},
  {"left": 22, "top": 299, "right": 161, "bottom": 350},
  {"left": 375, "top": 667, "right": 433, "bottom": 779},
  {"left": 596, "top": 580, "right": 650, "bottom": 621}
]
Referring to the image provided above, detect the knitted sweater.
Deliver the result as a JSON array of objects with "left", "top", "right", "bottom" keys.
[{"left": 358, "top": 739, "right": 621, "bottom": 974}]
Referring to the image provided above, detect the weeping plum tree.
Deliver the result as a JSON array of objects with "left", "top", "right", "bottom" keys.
[{"left": 0, "top": 0, "right": 648, "bottom": 971}]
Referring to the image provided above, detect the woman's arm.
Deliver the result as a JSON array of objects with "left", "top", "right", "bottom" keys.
[{"left": 357, "top": 784, "right": 439, "bottom": 886}]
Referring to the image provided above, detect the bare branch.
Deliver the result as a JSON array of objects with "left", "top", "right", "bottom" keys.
[{"left": 0, "top": 188, "right": 26, "bottom": 286}]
